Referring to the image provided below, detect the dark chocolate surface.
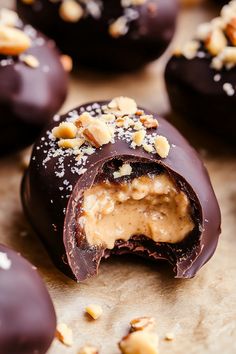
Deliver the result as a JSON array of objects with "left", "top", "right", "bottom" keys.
[
  {"left": 0, "top": 18, "right": 68, "bottom": 154},
  {"left": 17, "top": 0, "right": 178, "bottom": 71},
  {"left": 0, "top": 244, "right": 56, "bottom": 354},
  {"left": 165, "top": 52, "right": 236, "bottom": 144},
  {"left": 21, "top": 101, "right": 221, "bottom": 282}
]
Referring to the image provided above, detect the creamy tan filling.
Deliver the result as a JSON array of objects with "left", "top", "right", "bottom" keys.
[{"left": 80, "top": 174, "right": 195, "bottom": 249}]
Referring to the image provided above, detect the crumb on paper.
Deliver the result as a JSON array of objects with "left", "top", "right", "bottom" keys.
[
  {"left": 85, "top": 304, "right": 103, "bottom": 320},
  {"left": 78, "top": 345, "right": 99, "bottom": 354},
  {"left": 56, "top": 323, "right": 73, "bottom": 346},
  {"left": 164, "top": 332, "right": 175, "bottom": 341},
  {"left": 130, "top": 317, "right": 156, "bottom": 332}
]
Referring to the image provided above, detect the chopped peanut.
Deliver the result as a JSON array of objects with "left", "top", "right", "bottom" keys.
[
  {"left": 143, "top": 143, "right": 154, "bottom": 153},
  {"left": 58, "top": 137, "right": 85, "bottom": 149},
  {"left": 132, "top": 130, "right": 146, "bottom": 146},
  {"left": 165, "top": 332, "right": 175, "bottom": 341},
  {"left": 139, "top": 115, "right": 158, "bottom": 129},
  {"left": 154, "top": 135, "right": 170, "bottom": 158},
  {"left": 56, "top": 323, "right": 73, "bottom": 347},
  {"left": 85, "top": 304, "right": 103, "bottom": 320},
  {"left": 226, "top": 17, "right": 236, "bottom": 46},
  {"left": 0, "top": 9, "right": 19, "bottom": 27},
  {"left": 181, "top": 40, "right": 200, "bottom": 59},
  {"left": 21, "top": 54, "right": 39, "bottom": 68},
  {"left": 100, "top": 113, "right": 116, "bottom": 123},
  {"left": 133, "top": 121, "right": 143, "bottom": 131},
  {"left": 78, "top": 346, "right": 99, "bottom": 354},
  {"left": 60, "top": 54, "right": 73, "bottom": 72},
  {"left": 113, "top": 163, "right": 132, "bottom": 179},
  {"left": 59, "top": 0, "right": 84, "bottom": 22},
  {"left": 106, "top": 97, "right": 137, "bottom": 116},
  {"left": 0, "top": 26, "right": 31, "bottom": 56},
  {"left": 109, "top": 17, "right": 128, "bottom": 38},
  {"left": 205, "top": 28, "right": 227, "bottom": 56},
  {"left": 52, "top": 122, "right": 77, "bottom": 139},
  {"left": 83, "top": 120, "right": 113, "bottom": 147},
  {"left": 75, "top": 112, "right": 94, "bottom": 128},
  {"left": 119, "top": 330, "right": 159, "bottom": 354}
]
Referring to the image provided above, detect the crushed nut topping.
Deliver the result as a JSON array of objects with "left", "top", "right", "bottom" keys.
[
  {"left": 226, "top": 17, "right": 236, "bottom": 46},
  {"left": 132, "top": 130, "right": 146, "bottom": 146},
  {"left": 154, "top": 136, "right": 170, "bottom": 159},
  {"left": 60, "top": 54, "right": 73, "bottom": 72},
  {"left": 205, "top": 28, "right": 227, "bottom": 56},
  {"left": 176, "top": 1, "right": 236, "bottom": 96},
  {"left": 105, "top": 96, "right": 138, "bottom": 116},
  {"left": 78, "top": 346, "right": 99, "bottom": 354},
  {"left": 178, "top": 0, "right": 236, "bottom": 69},
  {"left": 83, "top": 119, "right": 113, "bottom": 148},
  {"left": 0, "top": 8, "right": 44, "bottom": 70},
  {"left": 56, "top": 323, "right": 73, "bottom": 346},
  {"left": 0, "top": 25, "right": 31, "bottom": 56},
  {"left": 52, "top": 122, "right": 78, "bottom": 139},
  {"left": 0, "top": 8, "right": 19, "bottom": 27},
  {"left": 40, "top": 97, "right": 171, "bottom": 194},
  {"left": 58, "top": 137, "right": 85, "bottom": 149},
  {"left": 59, "top": 0, "right": 84, "bottom": 22},
  {"left": 109, "top": 16, "right": 129, "bottom": 38},
  {"left": 85, "top": 304, "right": 103, "bottom": 320},
  {"left": 21, "top": 54, "right": 39, "bottom": 68},
  {"left": 139, "top": 115, "right": 158, "bottom": 128}
]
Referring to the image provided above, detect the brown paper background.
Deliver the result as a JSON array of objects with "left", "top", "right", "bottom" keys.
[{"left": 0, "top": 1, "right": 236, "bottom": 353}]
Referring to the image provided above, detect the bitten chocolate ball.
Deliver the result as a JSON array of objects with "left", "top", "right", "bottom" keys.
[
  {"left": 165, "top": 1, "right": 236, "bottom": 144},
  {"left": 0, "top": 244, "right": 56, "bottom": 354},
  {"left": 0, "top": 8, "right": 68, "bottom": 154},
  {"left": 21, "top": 96, "right": 221, "bottom": 282},
  {"left": 17, "top": 0, "right": 178, "bottom": 71}
]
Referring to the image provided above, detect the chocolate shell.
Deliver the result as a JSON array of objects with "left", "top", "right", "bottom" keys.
[
  {"left": 165, "top": 1, "right": 236, "bottom": 144},
  {"left": 17, "top": 0, "right": 178, "bottom": 71},
  {"left": 0, "top": 244, "right": 56, "bottom": 354},
  {"left": 0, "top": 9, "right": 68, "bottom": 154},
  {"left": 21, "top": 98, "right": 221, "bottom": 282}
]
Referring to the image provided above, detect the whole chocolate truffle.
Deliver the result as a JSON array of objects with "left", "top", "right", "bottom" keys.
[
  {"left": 0, "top": 8, "right": 68, "bottom": 154},
  {"left": 165, "top": 1, "right": 236, "bottom": 144},
  {"left": 0, "top": 244, "right": 56, "bottom": 354},
  {"left": 22, "top": 97, "right": 221, "bottom": 282},
  {"left": 17, "top": 0, "right": 178, "bottom": 71}
]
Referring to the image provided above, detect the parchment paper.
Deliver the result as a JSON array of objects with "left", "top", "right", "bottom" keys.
[{"left": 0, "top": 1, "right": 236, "bottom": 353}]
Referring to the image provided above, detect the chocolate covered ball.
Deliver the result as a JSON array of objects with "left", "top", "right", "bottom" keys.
[
  {"left": 17, "top": 0, "right": 178, "bottom": 71},
  {"left": 0, "top": 244, "right": 56, "bottom": 354},
  {"left": 165, "top": 1, "right": 236, "bottom": 144},
  {"left": 21, "top": 96, "right": 221, "bottom": 282},
  {"left": 0, "top": 8, "right": 68, "bottom": 154}
]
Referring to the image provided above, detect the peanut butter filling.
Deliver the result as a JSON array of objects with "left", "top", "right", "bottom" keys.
[{"left": 80, "top": 174, "right": 195, "bottom": 249}]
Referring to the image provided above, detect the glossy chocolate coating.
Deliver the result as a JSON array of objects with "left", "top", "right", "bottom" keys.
[
  {"left": 21, "top": 101, "right": 221, "bottom": 282},
  {"left": 0, "top": 20, "right": 68, "bottom": 154},
  {"left": 0, "top": 244, "right": 56, "bottom": 354},
  {"left": 165, "top": 52, "right": 236, "bottom": 144},
  {"left": 17, "top": 0, "right": 178, "bottom": 71}
]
